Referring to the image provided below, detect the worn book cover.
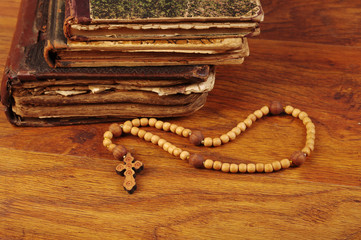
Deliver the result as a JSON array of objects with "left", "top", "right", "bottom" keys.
[
  {"left": 1, "top": 0, "right": 213, "bottom": 126},
  {"left": 64, "top": 0, "right": 263, "bottom": 41}
]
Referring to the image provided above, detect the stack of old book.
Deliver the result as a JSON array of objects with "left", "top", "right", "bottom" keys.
[{"left": 1, "top": 0, "right": 263, "bottom": 126}]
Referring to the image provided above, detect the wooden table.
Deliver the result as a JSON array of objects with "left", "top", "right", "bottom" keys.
[{"left": 1, "top": 0, "right": 360, "bottom": 239}]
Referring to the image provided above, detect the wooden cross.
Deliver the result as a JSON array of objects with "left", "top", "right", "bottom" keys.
[{"left": 115, "top": 152, "right": 143, "bottom": 194}]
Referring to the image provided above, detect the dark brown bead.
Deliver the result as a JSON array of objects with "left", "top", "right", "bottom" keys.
[
  {"left": 269, "top": 101, "right": 284, "bottom": 115},
  {"left": 189, "top": 131, "right": 204, "bottom": 146},
  {"left": 109, "top": 123, "right": 122, "bottom": 137},
  {"left": 290, "top": 151, "right": 307, "bottom": 167},
  {"left": 188, "top": 154, "right": 205, "bottom": 169},
  {"left": 113, "top": 145, "right": 128, "bottom": 160}
]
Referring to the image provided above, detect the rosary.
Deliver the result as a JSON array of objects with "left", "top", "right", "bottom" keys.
[{"left": 102, "top": 101, "right": 315, "bottom": 194}]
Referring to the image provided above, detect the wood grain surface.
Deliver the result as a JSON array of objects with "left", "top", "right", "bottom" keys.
[{"left": 1, "top": 0, "right": 361, "bottom": 239}]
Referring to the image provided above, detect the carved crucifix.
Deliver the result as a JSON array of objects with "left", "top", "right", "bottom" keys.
[{"left": 115, "top": 153, "right": 143, "bottom": 194}]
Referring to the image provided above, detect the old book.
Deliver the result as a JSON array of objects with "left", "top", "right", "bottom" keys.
[
  {"left": 1, "top": 0, "right": 213, "bottom": 126},
  {"left": 45, "top": 0, "right": 250, "bottom": 67},
  {"left": 64, "top": 0, "right": 263, "bottom": 41}
]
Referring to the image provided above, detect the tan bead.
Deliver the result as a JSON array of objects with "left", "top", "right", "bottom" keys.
[
  {"left": 109, "top": 123, "right": 122, "bottom": 137},
  {"left": 306, "top": 138, "right": 315, "bottom": 147},
  {"left": 256, "top": 163, "right": 264, "bottom": 172},
  {"left": 254, "top": 110, "right": 263, "bottom": 119},
  {"left": 244, "top": 118, "right": 253, "bottom": 127},
  {"left": 290, "top": 151, "right": 307, "bottom": 167},
  {"left": 175, "top": 126, "right": 185, "bottom": 136},
  {"left": 260, "top": 106, "right": 270, "bottom": 115},
  {"left": 140, "top": 118, "right": 149, "bottom": 126},
  {"left": 103, "top": 138, "right": 112, "bottom": 147},
  {"left": 173, "top": 148, "right": 182, "bottom": 157},
  {"left": 306, "top": 122, "right": 315, "bottom": 130},
  {"left": 204, "top": 137, "right": 213, "bottom": 147},
  {"left": 204, "top": 159, "right": 214, "bottom": 169},
  {"left": 162, "top": 142, "right": 171, "bottom": 151},
  {"left": 230, "top": 164, "right": 239, "bottom": 173},
  {"left": 247, "top": 163, "right": 256, "bottom": 173},
  {"left": 107, "top": 143, "right": 116, "bottom": 152},
  {"left": 122, "top": 124, "right": 132, "bottom": 133},
  {"left": 212, "top": 138, "right": 222, "bottom": 147},
  {"left": 307, "top": 133, "right": 316, "bottom": 140},
  {"left": 292, "top": 108, "right": 301, "bottom": 118},
  {"left": 190, "top": 131, "right": 204, "bottom": 146},
  {"left": 307, "top": 143, "right": 315, "bottom": 151},
  {"left": 144, "top": 132, "right": 153, "bottom": 142},
  {"left": 232, "top": 127, "right": 241, "bottom": 136},
  {"left": 298, "top": 112, "right": 308, "bottom": 120},
  {"left": 284, "top": 105, "right": 294, "bottom": 114},
  {"left": 237, "top": 122, "right": 247, "bottom": 132},
  {"left": 113, "top": 145, "right": 127, "bottom": 160},
  {"left": 155, "top": 120, "right": 164, "bottom": 129},
  {"left": 157, "top": 139, "right": 167, "bottom": 148},
  {"left": 264, "top": 163, "right": 273, "bottom": 173},
  {"left": 137, "top": 129, "right": 146, "bottom": 139},
  {"left": 132, "top": 118, "right": 141, "bottom": 127},
  {"left": 151, "top": 135, "right": 160, "bottom": 145},
  {"left": 248, "top": 114, "right": 257, "bottom": 122},
  {"left": 221, "top": 163, "right": 230, "bottom": 173},
  {"left": 123, "top": 120, "right": 132, "bottom": 127},
  {"left": 170, "top": 124, "right": 178, "bottom": 133},
  {"left": 302, "top": 146, "right": 312, "bottom": 156},
  {"left": 188, "top": 154, "right": 204, "bottom": 168},
  {"left": 130, "top": 127, "right": 139, "bottom": 136},
  {"left": 219, "top": 134, "right": 229, "bottom": 144},
  {"left": 238, "top": 163, "right": 247, "bottom": 173},
  {"left": 162, "top": 122, "right": 171, "bottom": 131},
  {"left": 213, "top": 161, "right": 222, "bottom": 170},
  {"left": 182, "top": 129, "right": 192, "bottom": 138},
  {"left": 280, "top": 159, "right": 291, "bottom": 169},
  {"left": 167, "top": 145, "right": 176, "bottom": 155},
  {"left": 270, "top": 101, "right": 284, "bottom": 115},
  {"left": 302, "top": 117, "right": 312, "bottom": 125},
  {"left": 180, "top": 151, "right": 190, "bottom": 160},
  {"left": 227, "top": 131, "right": 236, "bottom": 141},
  {"left": 272, "top": 161, "right": 282, "bottom": 171},
  {"left": 307, "top": 128, "right": 316, "bottom": 135},
  {"left": 104, "top": 131, "right": 113, "bottom": 140},
  {"left": 148, "top": 118, "right": 157, "bottom": 127}
]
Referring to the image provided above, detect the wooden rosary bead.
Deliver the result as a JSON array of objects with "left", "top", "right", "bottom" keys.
[
  {"left": 170, "top": 124, "right": 178, "bottom": 133},
  {"left": 162, "top": 142, "right": 172, "bottom": 151},
  {"left": 204, "top": 137, "right": 213, "bottom": 147},
  {"left": 248, "top": 114, "right": 257, "bottom": 122},
  {"left": 220, "top": 134, "right": 230, "bottom": 144},
  {"left": 107, "top": 143, "right": 116, "bottom": 152},
  {"left": 180, "top": 151, "right": 190, "bottom": 160},
  {"left": 256, "top": 163, "right": 264, "bottom": 172},
  {"left": 155, "top": 120, "right": 164, "bottom": 129},
  {"left": 247, "top": 163, "right": 256, "bottom": 173},
  {"left": 144, "top": 132, "right": 153, "bottom": 142},
  {"left": 162, "top": 122, "right": 171, "bottom": 131},
  {"left": 284, "top": 105, "right": 294, "bottom": 115},
  {"left": 189, "top": 154, "right": 205, "bottom": 168},
  {"left": 148, "top": 118, "right": 157, "bottom": 127},
  {"left": 140, "top": 118, "right": 149, "bottom": 126},
  {"left": 298, "top": 112, "right": 308, "bottom": 121},
  {"left": 238, "top": 163, "right": 247, "bottom": 173},
  {"left": 157, "top": 139, "right": 167, "bottom": 148},
  {"left": 113, "top": 145, "right": 127, "bottom": 160},
  {"left": 132, "top": 118, "right": 141, "bottom": 127},
  {"left": 182, "top": 129, "right": 192, "bottom": 138},
  {"left": 122, "top": 124, "right": 132, "bottom": 133},
  {"left": 292, "top": 108, "right": 301, "bottom": 118},
  {"left": 272, "top": 161, "right": 282, "bottom": 171},
  {"left": 232, "top": 127, "right": 241, "bottom": 136},
  {"left": 168, "top": 145, "right": 177, "bottom": 155},
  {"left": 137, "top": 129, "right": 146, "bottom": 139},
  {"left": 130, "top": 127, "right": 140, "bottom": 136},
  {"left": 280, "top": 159, "right": 291, "bottom": 169},
  {"left": 290, "top": 151, "right": 307, "bottom": 167},
  {"left": 244, "top": 118, "right": 253, "bottom": 127},
  {"left": 213, "top": 161, "right": 222, "bottom": 170},
  {"left": 103, "top": 138, "right": 112, "bottom": 147},
  {"left": 254, "top": 110, "right": 263, "bottom": 119},
  {"left": 204, "top": 159, "right": 214, "bottom": 169},
  {"left": 302, "top": 147, "right": 312, "bottom": 156},
  {"left": 189, "top": 131, "right": 204, "bottom": 146},
  {"left": 212, "top": 138, "right": 222, "bottom": 147},
  {"left": 123, "top": 120, "right": 132, "bottom": 127},
  {"left": 227, "top": 131, "right": 236, "bottom": 141},
  {"left": 173, "top": 148, "right": 182, "bottom": 157},
  {"left": 104, "top": 131, "right": 113, "bottom": 140},
  {"left": 109, "top": 123, "right": 122, "bottom": 137},
  {"left": 270, "top": 101, "right": 283, "bottom": 115},
  {"left": 230, "top": 164, "right": 239, "bottom": 173},
  {"left": 264, "top": 163, "right": 273, "bottom": 173},
  {"left": 151, "top": 135, "right": 160, "bottom": 144},
  {"left": 302, "top": 117, "right": 312, "bottom": 125},
  {"left": 221, "top": 163, "right": 230, "bottom": 173},
  {"left": 237, "top": 122, "right": 247, "bottom": 132},
  {"left": 260, "top": 106, "right": 270, "bottom": 115},
  {"left": 175, "top": 126, "right": 185, "bottom": 136}
]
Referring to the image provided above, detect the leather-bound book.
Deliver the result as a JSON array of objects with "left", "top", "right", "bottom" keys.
[{"left": 1, "top": 0, "right": 213, "bottom": 126}]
